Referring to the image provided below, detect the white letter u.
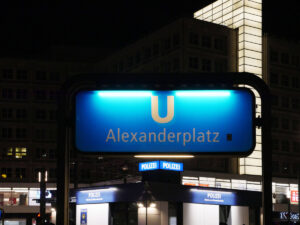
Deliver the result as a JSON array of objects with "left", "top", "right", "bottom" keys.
[{"left": 151, "top": 96, "right": 174, "bottom": 123}]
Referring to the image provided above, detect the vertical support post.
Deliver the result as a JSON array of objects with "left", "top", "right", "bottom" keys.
[
  {"left": 40, "top": 168, "right": 46, "bottom": 224},
  {"left": 261, "top": 85, "right": 272, "bottom": 225},
  {"left": 298, "top": 169, "right": 300, "bottom": 224},
  {"left": 57, "top": 91, "right": 70, "bottom": 225}
]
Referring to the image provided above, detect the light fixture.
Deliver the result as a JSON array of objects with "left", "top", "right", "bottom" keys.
[
  {"left": 134, "top": 155, "right": 194, "bottom": 158},
  {"left": 149, "top": 202, "right": 156, "bottom": 208},
  {"left": 175, "top": 90, "right": 230, "bottom": 97},
  {"left": 98, "top": 91, "right": 152, "bottom": 97},
  {"left": 137, "top": 202, "right": 144, "bottom": 208}
]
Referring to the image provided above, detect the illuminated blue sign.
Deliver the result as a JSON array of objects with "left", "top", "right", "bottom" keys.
[
  {"left": 75, "top": 90, "right": 255, "bottom": 154},
  {"left": 139, "top": 161, "right": 183, "bottom": 172},
  {"left": 159, "top": 161, "right": 183, "bottom": 171},
  {"left": 76, "top": 188, "right": 117, "bottom": 204},
  {"left": 139, "top": 161, "right": 159, "bottom": 171},
  {"left": 190, "top": 189, "right": 237, "bottom": 205}
]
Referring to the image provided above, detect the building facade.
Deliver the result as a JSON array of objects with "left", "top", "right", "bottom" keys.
[{"left": 0, "top": 0, "right": 299, "bottom": 224}]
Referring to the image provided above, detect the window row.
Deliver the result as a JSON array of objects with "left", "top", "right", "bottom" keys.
[
  {"left": 271, "top": 95, "right": 300, "bottom": 110},
  {"left": 0, "top": 108, "right": 57, "bottom": 121},
  {"left": 189, "top": 32, "right": 227, "bottom": 52},
  {"left": 0, "top": 128, "right": 56, "bottom": 140},
  {"left": 272, "top": 116, "right": 300, "bottom": 131},
  {"left": 110, "top": 33, "right": 180, "bottom": 72},
  {"left": 272, "top": 161, "right": 300, "bottom": 176},
  {"left": 270, "top": 72, "right": 300, "bottom": 89},
  {"left": 1, "top": 69, "right": 61, "bottom": 82},
  {"left": 1, "top": 147, "right": 56, "bottom": 160},
  {"left": 1, "top": 168, "right": 26, "bottom": 179},
  {"left": 270, "top": 49, "right": 299, "bottom": 67},
  {"left": 0, "top": 88, "right": 59, "bottom": 101},
  {"left": 3, "top": 147, "right": 27, "bottom": 159},
  {"left": 272, "top": 139, "right": 300, "bottom": 153},
  {"left": 0, "top": 168, "right": 57, "bottom": 180},
  {"left": 188, "top": 57, "right": 227, "bottom": 72},
  {"left": 35, "top": 147, "right": 56, "bottom": 159}
]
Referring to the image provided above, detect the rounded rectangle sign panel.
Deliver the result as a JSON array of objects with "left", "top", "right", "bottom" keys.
[{"left": 75, "top": 89, "right": 255, "bottom": 154}]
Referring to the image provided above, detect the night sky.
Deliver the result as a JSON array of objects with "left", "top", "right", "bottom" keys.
[{"left": 1, "top": 1, "right": 299, "bottom": 57}]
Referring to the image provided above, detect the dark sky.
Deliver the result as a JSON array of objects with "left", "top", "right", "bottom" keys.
[{"left": 0, "top": 1, "right": 299, "bottom": 57}]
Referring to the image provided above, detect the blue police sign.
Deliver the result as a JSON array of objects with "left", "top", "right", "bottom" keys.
[
  {"left": 190, "top": 189, "right": 237, "bottom": 205},
  {"left": 139, "top": 161, "right": 159, "bottom": 171},
  {"left": 159, "top": 161, "right": 183, "bottom": 171},
  {"left": 76, "top": 188, "right": 117, "bottom": 204},
  {"left": 75, "top": 89, "right": 255, "bottom": 154},
  {"left": 139, "top": 161, "right": 183, "bottom": 172}
]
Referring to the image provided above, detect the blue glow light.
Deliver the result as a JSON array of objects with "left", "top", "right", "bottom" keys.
[
  {"left": 98, "top": 91, "right": 152, "bottom": 97},
  {"left": 175, "top": 90, "right": 230, "bottom": 97},
  {"left": 76, "top": 89, "right": 254, "bottom": 153}
]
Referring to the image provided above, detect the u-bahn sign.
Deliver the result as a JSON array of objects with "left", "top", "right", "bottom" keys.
[{"left": 75, "top": 89, "right": 255, "bottom": 154}]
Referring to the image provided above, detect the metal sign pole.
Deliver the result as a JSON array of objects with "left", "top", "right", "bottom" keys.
[
  {"left": 56, "top": 72, "right": 271, "bottom": 225},
  {"left": 57, "top": 89, "right": 70, "bottom": 225}
]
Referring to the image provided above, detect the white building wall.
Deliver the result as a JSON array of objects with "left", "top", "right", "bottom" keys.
[
  {"left": 194, "top": 0, "right": 263, "bottom": 176},
  {"left": 138, "top": 201, "right": 168, "bottom": 225},
  {"left": 76, "top": 203, "right": 109, "bottom": 225},
  {"left": 227, "top": 206, "right": 249, "bottom": 225},
  {"left": 183, "top": 203, "right": 219, "bottom": 225}
]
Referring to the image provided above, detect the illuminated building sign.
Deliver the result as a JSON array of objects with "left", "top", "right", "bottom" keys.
[
  {"left": 76, "top": 188, "right": 117, "bottom": 205},
  {"left": 160, "top": 161, "right": 183, "bottom": 171},
  {"left": 139, "top": 161, "right": 183, "bottom": 172},
  {"left": 139, "top": 161, "right": 159, "bottom": 171},
  {"left": 279, "top": 212, "right": 299, "bottom": 220},
  {"left": 75, "top": 89, "right": 255, "bottom": 154},
  {"left": 291, "top": 190, "right": 299, "bottom": 204},
  {"left": 190, "top": 189, "right": 237, "bottom": 205}
]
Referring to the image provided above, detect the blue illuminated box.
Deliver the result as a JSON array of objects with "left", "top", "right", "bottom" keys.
[
  {"left": 139, "top": 161, "right": 159, "bottom": 171},
  {"left": 75, "top": 89, "right": 255, "bottom": 154},
  {"left": 139, "top": 161, "right": 183, "bottom": 172}
]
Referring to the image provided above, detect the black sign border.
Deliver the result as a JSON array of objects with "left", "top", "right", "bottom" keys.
[
  {"left": 57, "top": 72, "right": 272, "bottom": 225},
  {"left": 73, "top": 87, "right": 256, "bottom": 157}
]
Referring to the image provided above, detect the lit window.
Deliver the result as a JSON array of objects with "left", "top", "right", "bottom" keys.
[
  {"left": 5, "top": 147, "right": 27, "bottom": 158},
  {"left": 6, "top": 147, "right": 13, "bottom": 156},
  {"left": 15, "top": 147, "right": 27, "bottom": 159}
]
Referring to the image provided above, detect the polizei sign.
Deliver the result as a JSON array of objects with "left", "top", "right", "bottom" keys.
[{"left": 75, "top": 89, "right": 255, "bottom": 154}]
